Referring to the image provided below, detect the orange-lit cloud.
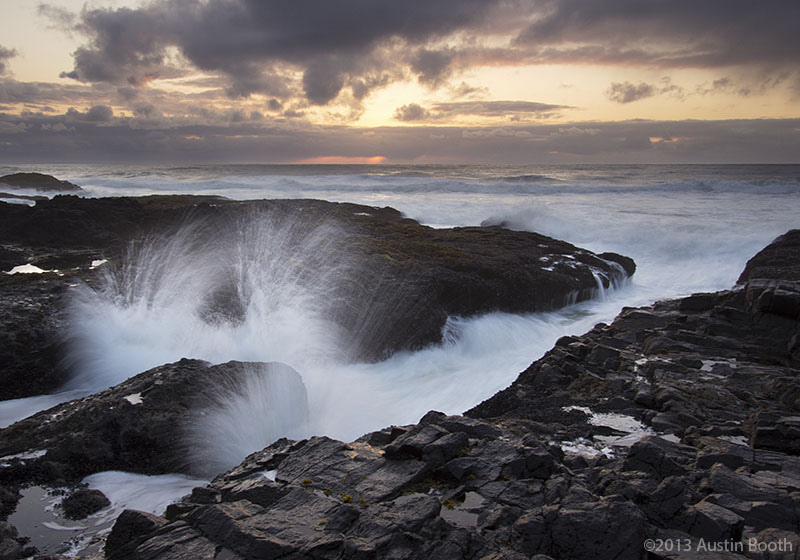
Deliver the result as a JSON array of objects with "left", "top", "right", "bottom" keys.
[{"left": 291, "top": 155, "right": 387, "bottom": 164}]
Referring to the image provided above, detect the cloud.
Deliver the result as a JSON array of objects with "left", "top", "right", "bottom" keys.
[
  {"left": 394, "top": 100, "right": 569, "bottom": 122},
  {"left": 606, "top": 82, "right": 656, "bottom": 104},
  {"left": 607, "top": 78, "right": 686, "bottom": 104},
  {"left": 0, "top": 45, "right": 17, "bottom": 76},
  {"left": 40, "top": 122, "right": 71, "bottom": 132},
  {"left": 394, "top": 103, "right": 430, "bottom": 122},
  {"left": 0, "top": 78, "right": 119, "bottom": 106},
  {"left": 514, "top": 0, "right": 800, "bottom": 70},
  {"left": 66, "top": 105, "right": 114, "bottom": 122},
  {"left": 450, "top": 81, "right": 490, "bottom": 99},
  {"left": 133, "top": 103, "right": 162, "bottom": 119},
  {"left": 37, "top": 4, "right": 77, "bottom": 28},
  {"left": 0, "top": 120, "right": 27, "bottom": 134},
  {"left": 411, "top": 48, "right": 456, "bottom": 87},
  {"left": 432, "top": 100, "right": 570, "bottom": 117},
  {"left": 54, "top": 0, "right": 504, "bottom": 105}
]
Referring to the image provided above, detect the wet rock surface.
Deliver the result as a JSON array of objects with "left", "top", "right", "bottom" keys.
[
  {"left": 0, "top": 194, "right": 634, "bottom": 400},
  {"left": 84, "top": 231, "right": 800, "bottom": 559}
]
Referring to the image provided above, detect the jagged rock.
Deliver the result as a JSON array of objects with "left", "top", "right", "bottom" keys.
[
  {"left": 750, "top": 413, "right": 800, "bottom": 454},
  {"left": 0, "top": 521, "right": 35, "bottom": 560},
  {"left": 738, "top": 229, "right": 800, "bottom": 283},
  {"left": 682, "top": 500, "right": 744, "bottom": 541},
  {"left": 105, "top": 510, "right": 171, "bottom": 560}
]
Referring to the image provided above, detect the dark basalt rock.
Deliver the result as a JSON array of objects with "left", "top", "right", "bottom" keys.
[
  {"left": 61, "top": 488, "right": 111, "bottom": 520},
  {"left": 0, "top": 173, "right": 82, "bottom": 192},
  {"left": 97, "top": 230, "right": 800, "bottom": 560},
  {"left": 738, "top": 229, "right": 800, "bottom": 283},
  {"left": 0, "top": 272, "right": 77, "bottom": 401}
]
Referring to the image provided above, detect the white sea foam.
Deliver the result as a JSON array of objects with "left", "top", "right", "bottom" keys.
[
  {"left": 83, "top": 471, "right": 207, "bottom": 520},
  {"left": 5, "top": 263, "right": 50, "bottom": 274}
]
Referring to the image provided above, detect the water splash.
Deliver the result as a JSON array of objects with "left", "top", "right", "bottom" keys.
[
  {"left": 63, "top": 209, "right": 351, "bottom": 392},
  {"left": 184, "top": 362, "right": 310, "bottom": 477}
]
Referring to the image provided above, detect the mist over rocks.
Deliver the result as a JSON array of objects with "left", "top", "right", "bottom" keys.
[{"left": 92, "top": 230, "right": 800, "bottom": 560}]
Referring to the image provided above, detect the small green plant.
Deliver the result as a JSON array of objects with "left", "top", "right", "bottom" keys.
[
  {"left": 442, "top": 498, "right": 456, "bottom": 510},
  {"left": 301, "top": 478, "right": 312, "bottom": 487},
  {"left": 341, "top": 495, "right": 352, "bottom": 503}
]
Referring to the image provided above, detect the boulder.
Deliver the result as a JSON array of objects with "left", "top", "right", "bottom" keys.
[
  {"left": 738, "top": 229, "right": 800, "bottom": 283},
  {"left": 61, "top": 488, "right": 111, "bottom": 519}
]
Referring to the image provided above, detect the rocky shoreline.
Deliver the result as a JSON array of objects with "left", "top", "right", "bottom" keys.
[
  {"left": 0, "top": 180, "right": 797, "bottom": 559},
  {"left": 87, "top": 230, "right": 799, "bottom": 560}
]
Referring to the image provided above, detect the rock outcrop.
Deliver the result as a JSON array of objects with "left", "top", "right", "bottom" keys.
[
  {"left": 0, "top": 173, "right": 82, "bottom": 192},
  {"left": 92, "top": 230, "right": 800, "bottom": 560}
]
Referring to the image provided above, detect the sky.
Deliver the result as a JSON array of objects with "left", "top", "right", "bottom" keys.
[{"left": 0, "top": 0, "right": 799, "bottom": 164}]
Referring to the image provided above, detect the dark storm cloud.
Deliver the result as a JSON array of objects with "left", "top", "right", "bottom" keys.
[
  {"left": 514, "top": 0, "right": 800, "bottom": 69},
  {"left": 46, "top": 0, "right": 800, "bottom": 110},
  {"left": 0, "top": 46, "right": 17, "bottom": 75},
  {"left": 52, "top": 0, "right": 503, "bottom": 104},
  {"left": 411, "top": 49, "right": 456, "bottom": 87}
]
